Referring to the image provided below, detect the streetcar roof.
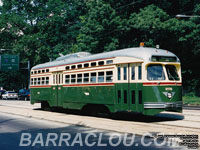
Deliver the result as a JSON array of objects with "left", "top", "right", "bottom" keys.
[{"left": 32, "top": 47, "right": 179, "bottom": 70}]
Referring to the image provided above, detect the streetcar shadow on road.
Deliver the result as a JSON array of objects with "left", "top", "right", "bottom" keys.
[
  {"left": 34, "top": 107, "right": 184, "bottom": 123},
  {"left": 108, "top": 113, "right": 184, "bottom": 123}
]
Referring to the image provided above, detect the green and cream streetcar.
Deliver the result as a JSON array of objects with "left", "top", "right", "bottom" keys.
[{"left": 30, "top": 44, "right": 182, "bottom": 116}]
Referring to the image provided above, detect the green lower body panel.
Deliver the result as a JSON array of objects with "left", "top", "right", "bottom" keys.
[
  {"left": 31, "top": 85, "right": 116, "bottom": 110},
  {"left": 30, "top": 87, "right": 53, "bottom": 105},
  {"left": 30, "top": 84, "right": 182, "bottom": 116},
  {"left": 142, "top": 85, "right": 182, "bottom": 115}
]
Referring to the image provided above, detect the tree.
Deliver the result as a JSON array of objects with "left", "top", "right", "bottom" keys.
[
  {"left": 74, "top": 0, "right": 122, "bottom": 53},
  {"left": 0, "top": 0, "right": 86, "bottom": 89},
  {"left": 0, "top": 0, "right": 199, "bottom": 93}
]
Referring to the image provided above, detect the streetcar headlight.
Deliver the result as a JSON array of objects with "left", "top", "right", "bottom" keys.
[{"left": 167, "top": 92, "right": 172, "bottom": 99}]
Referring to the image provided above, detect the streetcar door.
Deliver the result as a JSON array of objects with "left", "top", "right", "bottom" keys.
[
  {"left": 129, "top": 63, "right": 143, "bottom": 113},
  {"left": 52, "top": 72, "right": 63, "bottom": 107},
  {"left": 116, "top": 63, "right": 143, "bottom": 113},
  {"left": 115, "top": 64, "right": 129, "bottom": 111}
]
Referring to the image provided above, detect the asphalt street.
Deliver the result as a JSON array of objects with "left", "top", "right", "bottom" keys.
[{"left": 0, "top": 112, "right": 187, "bottom": 150}]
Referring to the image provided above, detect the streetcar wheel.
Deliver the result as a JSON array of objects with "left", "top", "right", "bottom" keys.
[{"left": 41, "top": 101, "right": 50, "bottom": 111}]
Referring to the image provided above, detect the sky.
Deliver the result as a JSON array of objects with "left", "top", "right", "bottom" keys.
[{"left": 0, "top": 0, "right": 2, "bottom": 6}]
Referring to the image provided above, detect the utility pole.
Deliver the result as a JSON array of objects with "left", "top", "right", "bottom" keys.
[{"left": 28, "top": 60, "right": 30, "bottom": 89}]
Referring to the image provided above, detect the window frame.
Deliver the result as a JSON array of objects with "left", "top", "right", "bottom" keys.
[
  {"left": 91, "top": 62, "right": 97, "bottom": 67},
  {"left": 98, "top": 61, "right": 104, "bottom": 66},
  {"left": 90, "top": 72, "right": 97, "bottom": 83},
  {"left": 117, "top": 66, "right": 121, "bottom": 80},
  {"left": 131, "top": 64, "right": 135, "bottom": 80},
  {"left": 106, "top": 71, "right": 113, "bottom": 82},
  {"left": 83, "top": 73, "right": 89, "bottom": 83},
  {"left": 65, "top": 75, "right": 70, "bottom": 84},
  {"left": 123, "top": 65, "right": 127, "bottom": 80},
  {"left": 65, "top": 66, "right": 70, "bottom": 70},
  {"left": 138, "top": 64, "right": 142, "bottom": 80},
  {"left": 46, "top": 77, "right": 49, "bottom": 85},
  {"left": 106, "top": 60, "right": 113, "bottom": 64},
  {"left": 71, "top": 74, "right": 76, "bottom": 84},
  {"left": 71, "top": 65, "right": 76, "bottom": 70},
  {"left": 84, "top": 63, "right": 89, "bottom": 68},
  {"left": 77, "top": 64, "right": 82, "bottom": 69},
  {"left": 147, "top": 64, "right": 165, "bottom": 81},
  {"left": 41, "top": 77, "right": 45, "bottom": 85},
  {"left": 37, "top": 78, "right": 41, "bottom": 85},
  {"left": 77, "top": 74, "right": 83, "bottom": 83},
  {"left": 98, "top": 71, "right": 105, "bottom": 83}
]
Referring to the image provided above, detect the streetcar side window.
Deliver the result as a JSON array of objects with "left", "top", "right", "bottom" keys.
[
  {"left": 41, "top": 77, "right": 45, "bottom": 85},
  {"left": 123, "top": 66, "right": 127, "bottom": 80},
  {"left": 38, "top": 78, "right": 41, "bottom": 85},
  {"left": 77, "top": 74, "right": 82, "bottom": 83},
  {"left": 61, "top": 74, "right": 63, "bottom": 84},
  {"left": 118, "top": 66, "right": 121, "bottom": 80},
  {"left": 58, "top": 74, "right": 61, "bottom": 84},
  {"left": 91, "top": 62, "right": 96, "bottom": 67},
  {"left": 46, "top": 69, "right": 49, "bottom": 72},
  {"left": 77, "top": 64, "right": 82, "bottom": 69},
  {"left": 71, "top": 74, "right": 76, "bottom": 83},
  {"left": 34, "top": 71, "right": 37, "bottom": 74},
  {"left": 106, "top": 60, "right": 113, "bottom": 64},
  {"left": 98, "top": 72, "right": 104, "bottom": 82},
  {"left": 66, "top": 66, "right": 70, "bottom": 70},
  {"left": 90, "top": 72, "right": 96, "bottom": 83},
  {"left": 46, "top": 77, "right": 49, "bottom": 85},
  {"left": 31, "top": 78, "right": 33, "bottom": 85},
  {"left": 84, "top": 73, "right": 89, "bottom": 83},
  {"left": 42, "top": 70, "right": 45, "bottom": 73},
  {"left": 106, "top": 71, "right": 113, "bottom": 82},
  {"left": 34, "top": 78, "right": 37, "bottom": 85},
  {"left": 71, "top": 65, "right": 76, "bottom": 69},
  {"left": 53, "top": 75, "right": 56, "bottom": 84},
  {"left": 65, "top": 75, "right": 70, "bottom": 84},
  {"left": 38, "top": 70, "right": 41, "bottom": 74},
  {"left": 138, "top": 64, "right": 142, "bottom": 80},
  {"left": 98, "top": 61, "right": 104, "bottom": 66},
  {"left": 131, "top": 65, "right": 135, "bottom": 80},
  {"left": 84, "top": 63, "right": 89, "bottom": 68}
]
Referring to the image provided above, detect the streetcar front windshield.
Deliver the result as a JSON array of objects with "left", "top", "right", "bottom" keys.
[
  {"left": 147, "top": 64, "right": 165, "bottom": 80},
  {"left": 165, "top": 65, "right": 180, "bottom": 81}
]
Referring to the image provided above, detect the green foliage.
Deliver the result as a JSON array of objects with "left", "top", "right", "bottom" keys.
[
  {"left": 183, "top": 95, "right": 200, "bottom": 105},
  {"left": 0, "top": 0, "right": 86, "bottom": 89},
  {"left": 74, "top": 0, "right": 122, "bottom": 53},
  {"left": 0, "top": 0, "right": 199, "bottom": 92}
]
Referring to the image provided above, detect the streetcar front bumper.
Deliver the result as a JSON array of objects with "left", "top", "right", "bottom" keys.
[{"left": 144, "top": 101, "right": 182, "bottom": 109}]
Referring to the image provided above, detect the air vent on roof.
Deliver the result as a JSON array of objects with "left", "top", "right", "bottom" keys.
[{"left": 56, "top": 52, "right": 91, "bottom": 61}]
